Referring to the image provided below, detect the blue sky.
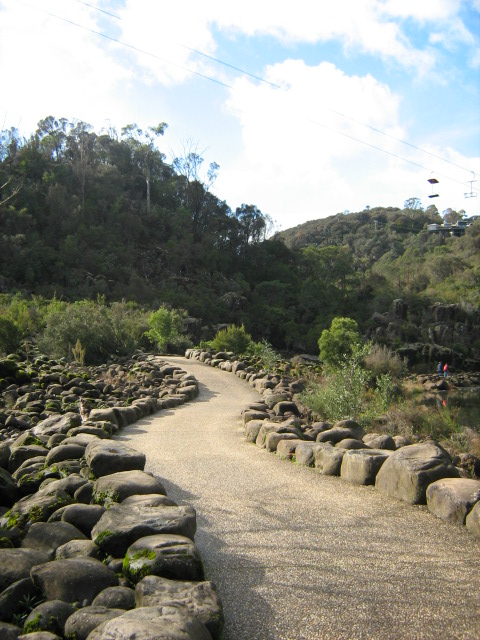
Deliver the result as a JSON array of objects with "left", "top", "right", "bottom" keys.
[{"left": 1, "top": 0, "right": 479, "bottom": 230}]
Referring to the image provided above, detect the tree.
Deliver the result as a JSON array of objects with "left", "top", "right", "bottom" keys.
[
  {"left": 442, "top": 208, "right": 464, "bottom": 225},
  {"left": 403, "top": 197, "right": 423, "bottom": 211},
  {"left": 318, "top": 317, "right": 362, "bottom": 366},
  {"left": 145, "top": 306, "right": 185, "bottom": 352},
  {"left": 172, "top": 139, "right": 219, "bottom": 241},
  {"left": 235, "top": 204, "right": 266, "bottom": 246},
  {"left": 121, "top": 122, "right": 168, "bottom": 215}
]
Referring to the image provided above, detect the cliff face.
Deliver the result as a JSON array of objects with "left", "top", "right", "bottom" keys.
[{"left": 368, "top": 300, "right": 480, "bottom": 371}]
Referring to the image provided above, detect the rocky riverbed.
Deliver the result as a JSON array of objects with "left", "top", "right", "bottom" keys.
[{"left": 0, "top": 351, "right": 223, "bottom": 639}]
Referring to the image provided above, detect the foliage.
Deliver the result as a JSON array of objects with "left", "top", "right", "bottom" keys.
[
  {"left": 301, "top": 347, "right": 369, "bottom": 422},
  {"left": 145, "top": 306, "right": 188, "bottom": 353},
  {"left": 364, "top": 343, "right": 407, "bottom": 378},
  {"left": 248, "top": 339, "right": 281, "bottom": 372},
  {"left": 211, "top": 324, "right": 253, "bottom": 355},
  {"left": 0, "top": 315, "right": 21, "bottom": 354},
  {"left": 0, "top": 117, "right": 478, "bottom": 360},
  {"left": 318, "top": 317, "right": 362, "bottom": 367}
]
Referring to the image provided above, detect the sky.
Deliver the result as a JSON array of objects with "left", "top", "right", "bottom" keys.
[{"left": 1, "top": 0, "right": 479, "bottom": 231}]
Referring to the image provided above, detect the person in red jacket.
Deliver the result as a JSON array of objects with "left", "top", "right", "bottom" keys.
[{"left": 443, "top": 363, "right": 449, "bottom": 378}]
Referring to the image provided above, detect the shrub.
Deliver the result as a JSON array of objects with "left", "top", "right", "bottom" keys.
[
  {"left": 211, "top": 324, "right": 252, "bottom": 355},
  {"left": 145, "top": 306, "right": 189, "bottom": 353},
  {"left": 318, "top": 317, "right": 362, "bottom": 367},
  {"left": 300, "top": 348, "right": 369, "bottom": 422},
  {"left": 38, "top": 301, "right": 116, "bottom": 364},
  {"left": 0, "top": 316, "right": 21, "bottom": 354},
  {"left": 248, "top": 339, "right": 281, "bottom": 372},
  {"left": 364, "top": 343, "right": 407, "bottom": 378}
]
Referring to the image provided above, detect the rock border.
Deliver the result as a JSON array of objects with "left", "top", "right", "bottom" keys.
[
  {"left": 0, "top": 353, "right": 223, "bottom": 640},
  {"left": 185, "top": 348, "right": 480, "bottom": 540}
]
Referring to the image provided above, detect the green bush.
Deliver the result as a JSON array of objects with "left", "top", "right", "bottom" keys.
[
  {"left": 211, "top": 324, "right": 252, "bottom": 355},
  {"left": 248, "top": 339, "right": 281, "bottom": 372},
  {"left": 0, "top": 316, "right": 21, "bottom": 354},
  {"left": 38, "top": 301, "right": 117, "bottom": 364},
  {"left": 145, "top": 306, "right": 189, "bottom": 353},
  {"left": 318, "top": 317, "right": 362, "bottom": 367},
  {"left": 300, "top": 347, "right": 369, "bottom": 422}
]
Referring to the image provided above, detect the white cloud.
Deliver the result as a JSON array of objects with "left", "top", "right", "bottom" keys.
[
  {"left": 218, "top": 60, "right": 410, "bottom": 227},
  {"left": 0, "top": 0, "right": 131, "bottom": 133}
]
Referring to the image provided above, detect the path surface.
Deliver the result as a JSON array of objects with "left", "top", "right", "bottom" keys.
[{"left": 118, "top": 356, "right": 480, "bottom": 640}]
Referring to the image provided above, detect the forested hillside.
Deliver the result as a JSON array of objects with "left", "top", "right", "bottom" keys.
[{"left": 1, "top": 118, "right": 479, "bottom": 361}]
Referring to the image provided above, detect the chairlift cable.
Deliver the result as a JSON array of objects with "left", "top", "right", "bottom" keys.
[{"left": 13, "top": 0, "right": 480, "bottom": 195}]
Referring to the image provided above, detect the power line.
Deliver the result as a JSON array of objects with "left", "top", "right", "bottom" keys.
[
  {"left": 69, "top": 0, "right": 477, "bottom": 179},
  {"left": 72, "top": 0, "right": 120, "bottom": 21},
  {"left": 18, "top": 1, "right": 231, "bottom": 89},
  {"left": 15, "top": 0, "right": 479, "bottom": 194}
]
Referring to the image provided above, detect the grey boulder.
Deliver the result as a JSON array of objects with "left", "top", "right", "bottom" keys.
[
  {"left": 123, "top": 534, "right": 204, "bottom": 584},
  {"left": 136, "top": 575, "right": 224, "bottom": 640},
  {"left": 375, "top": 443, "right": 460, "bottom": 504},
  {"left": 426, "top": 478, "right": 480, "bottom": 525}
]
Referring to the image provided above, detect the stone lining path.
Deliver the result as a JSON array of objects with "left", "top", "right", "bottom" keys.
[{"left": 118, "top": 356, "right": 480, "bottom": 640}]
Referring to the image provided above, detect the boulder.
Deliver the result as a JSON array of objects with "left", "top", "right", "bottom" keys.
[
  {"left": 33, "top": 413, "right": 81, "bottom": 437},
  {"left": 0, "top": 468, "right": 18, "bottom": 508},
  {"left": 465, "top": 501, "right": 480, "bottom": 537},
  {"left": 55, "top": 539, "right": 103, "bottom": 560},
  {"left": 21, "top": 521, "right": 87, "bottom": 559},
  {"left": 8, "top": 446, "right": 48, "bottom": 473},
  {"left": 45, "top": 444, "right": 85, "bottom": 466},
  {"left": 314, "top": 446, "right": 346, "bottom": 476},
  {"left": 0, "top": 621, "right": 23, "bottom": 639},
  {"left": 86, "top": 604, "right": 212, "bottom": 640},
  {"left": 85, "top": 440, "right": 146, "bottom": 478},
  {"left": 39, "top": 474, "right": 88, "bottom": 497},
  {"left": 31, "top": 557, "right": 118, "bottom": 604},
  {"left": 123, "top": 534, "right": 204, "bottom": 584},
  {"left": 426, "top": 478, "right": 480, "bottom": 525},
  {"left": 136, "top": 575, "right": 224, "bottom": 640},
  {"left": 375, "top": 443, "right": 460, "bottom": 504},
  {"left": 255, "top": 422, "right": 302, "bottom": 449},
  {"left": 294, "top": 442, "right": 324, "bottom": 467},
  {"left": 273, "top": 401, "right": 300, "bottom": 417},
  {"left": 60, "top": 504, "right": 106, "bottom": 536},
  {"left": 91, "top": 586, "right": 136, "bottom": 610},
  {"left": 0, "top": 548, "right": 50, "bottom": 591},
  {"left": 121, "top": 494, "right": 177, "bottom": 508},
  {"left": 93, "top": 470, "right": 166, "bottom": 504},
  {"left": 362, "top": 434, "right": 396, "bottom": 450},
  {"left": 335, "top": 438, "right": 369, "bottom": 450},
  {"left": 244, "top": 420, "right": 264, "bottom": 443},
  {"left": 0, "top": 577, "right": 38, "bottom": 622},
  {"left": 24, "top": 600, "right": 75, "bottom": 636},
  {"left": 316, "top": 427, "right": 363, "bottom": 445},
  {"left": 4, "top": 488, "right": 74, "bottom": 529},
  {"left": 64, "top": 606, "right": 124, "bottom": 640},
  {"left": 91, "top": 503, "right": 197, "bottom": 557},
  {"left": 265, "top": 432, "right": 302, "bottom": 453},
  {"left": 276, "top": 439, "right": 304, "bottom": 460},
  {"left": 340, "top": 449, "right": 391, "bottom": 485}
]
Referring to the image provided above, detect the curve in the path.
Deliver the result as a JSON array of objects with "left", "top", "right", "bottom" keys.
[{"left": 118, "top": 356, "right": 480, "bottom": 640}]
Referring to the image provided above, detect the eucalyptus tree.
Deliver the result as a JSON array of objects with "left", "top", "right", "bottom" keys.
[
  {"left": 121, "top": 122, "right": 167, "bottom": 215},
  {"left": 172, "top": 139, "right": 219, "bottom": 241}
]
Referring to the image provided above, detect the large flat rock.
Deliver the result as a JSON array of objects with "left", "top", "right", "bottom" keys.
[
  {"left": 85, "top": 439, "right": 146, "bottom": 478},
  {"left": 426, "top": 478, "right": 480, "bottom": 525},
  {"left": 91, "top": 503, "right": 197, "bottom": 557}
]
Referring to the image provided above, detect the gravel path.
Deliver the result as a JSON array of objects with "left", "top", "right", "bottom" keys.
[{"left": 118, "top": 356, "right": 480, "bottom": 640}]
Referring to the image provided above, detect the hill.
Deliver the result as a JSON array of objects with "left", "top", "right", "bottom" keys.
[{"left": 1, "top": 118, "right": 479, "bottom": 367}]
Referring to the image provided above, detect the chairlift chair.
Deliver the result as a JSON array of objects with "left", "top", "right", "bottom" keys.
[
  {"left": 464, "top": 172, "right": 477, "bottom": 199},
  {"left": 428, "top": 175, "right": 439, "bottom": 198}
]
